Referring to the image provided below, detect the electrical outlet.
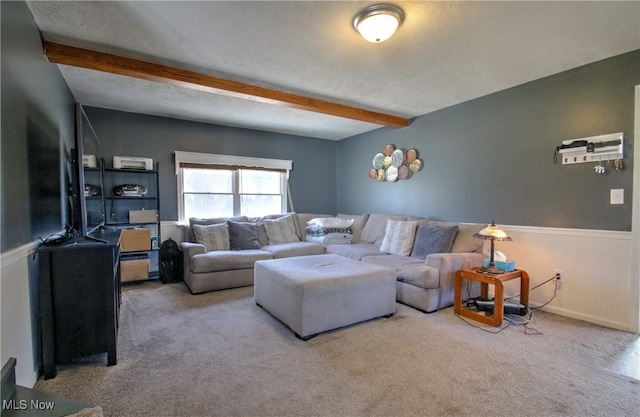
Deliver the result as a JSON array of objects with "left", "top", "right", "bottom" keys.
[
  {"left": 554, "top": 269, "right": 563, "bottom": 281},
  {"left": 554, "top": 269, "right": 563, "bottom": 289}
]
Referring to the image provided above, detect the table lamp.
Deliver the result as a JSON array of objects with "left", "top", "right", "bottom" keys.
[{"left": 473, "top": 222, "right": 512, "bottom": 274}]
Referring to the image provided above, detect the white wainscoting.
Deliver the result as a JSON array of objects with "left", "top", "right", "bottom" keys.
[
  {"left": 1, "top": 242, "right": 38, "bottom": 387},
  {"left": 499, "top": 225, "right": 635, "bottom": 332},
  {"left": 164, "top": 221, "right": 638, "bottom": 332},
  {"left": 160, "top": 221, "right": 185, "bottom": 245}
]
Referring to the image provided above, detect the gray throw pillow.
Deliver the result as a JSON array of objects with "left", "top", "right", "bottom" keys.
[
  {"left": 411, "top": 224, "right": 459, "bottom": 260},
  {"left": 188, "top": 216, "right": 248, "bottom": 242},
  {"left": 227, "top": 220, "right": 261, "bottom": 250}
]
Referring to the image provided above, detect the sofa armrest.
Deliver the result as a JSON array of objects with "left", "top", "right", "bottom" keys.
[
  {"left": 181, "top": 241, "right": 206, "bottom": 256},
  {"left": 181, "top": 242, "right": 206, "bottom": 278},
  {"left": 425, "top": 252, "right": 485, "bottom": 291}
]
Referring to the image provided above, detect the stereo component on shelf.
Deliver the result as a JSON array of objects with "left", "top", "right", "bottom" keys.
[
  {"left": 113, "top": 184, "right": 147, "bottom": 197},
  {"left": 84, "top": 184, "right": 101, "bottom": 197}
]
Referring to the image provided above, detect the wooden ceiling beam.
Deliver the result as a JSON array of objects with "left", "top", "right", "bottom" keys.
[{"left": 44, "top": 41, "right": 409, "bottom": 128}]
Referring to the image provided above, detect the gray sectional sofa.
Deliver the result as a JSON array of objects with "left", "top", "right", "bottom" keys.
[{"left": 181, "top": 212, "right": 486, "bottom": 312}]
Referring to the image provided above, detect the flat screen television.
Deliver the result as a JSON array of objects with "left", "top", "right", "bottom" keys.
[
  {"left": 72, "top": 104, "right": 106, "bottom": 238},
  {"left": 26, "top": 115, "right": 67, "bottom": 241}
]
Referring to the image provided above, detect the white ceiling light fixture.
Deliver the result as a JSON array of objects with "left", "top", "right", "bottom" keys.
[{"left": 353, "top": 4, "right": 405, "bottom": 43}]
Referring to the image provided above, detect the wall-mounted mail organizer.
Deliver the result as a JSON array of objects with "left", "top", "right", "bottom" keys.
[{"left": 556, "top": 132, "right": 623, "bottom": 165}]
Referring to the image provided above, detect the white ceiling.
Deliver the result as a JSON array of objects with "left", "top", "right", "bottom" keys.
[{"left": 26, "top": 1, "right": 640, "bottom": 140}]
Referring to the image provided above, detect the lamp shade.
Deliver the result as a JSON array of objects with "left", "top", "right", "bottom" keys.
[
  {"left": 474, "top": 222, "right": 512, "bottom": 242},
  {"left": 353, "top": 4, "right": 404, "bottom": 43},
  {"left": 473, "top": 222, "right": 512, "bottom": 274}
]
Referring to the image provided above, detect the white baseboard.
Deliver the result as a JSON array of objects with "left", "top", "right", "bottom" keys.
[{"left": 530, "top": 303, "right": 629, "bottom": 332}]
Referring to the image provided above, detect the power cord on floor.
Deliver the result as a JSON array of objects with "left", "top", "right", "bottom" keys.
[
  {"left": 504, "top": 274, "right": 558, "bottom": 309},
  {"left": 504, "top": 310, "right": 542, "bottom": 335},
  {"left": 456, "top": 308, "right": 541, "bottom": 335},
  {"left": 456, "top": 313, "right": 512, "bottom": 334},
  {"left": 457, "top": 273, "right": 559, "bottom": 335}
]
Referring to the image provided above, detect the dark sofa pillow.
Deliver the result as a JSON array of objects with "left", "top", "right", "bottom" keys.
[
  {"left": 227, "top": 220, "right": 261, "bottom": 250},
  {"left": 411, "top": 224, "right": 459, "bottom": 260},
  {"left": 188, "top": 216, "right": 248, "bottom": 242}
]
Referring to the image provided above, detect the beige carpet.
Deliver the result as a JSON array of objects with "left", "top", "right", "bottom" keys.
[{"left": 35, "top": 281, "right": 639, "bottom": 417}]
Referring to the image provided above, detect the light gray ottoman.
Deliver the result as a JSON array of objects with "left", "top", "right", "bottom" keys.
[{"left": 254, "top": 254, "right": 397, "bottom": 340}]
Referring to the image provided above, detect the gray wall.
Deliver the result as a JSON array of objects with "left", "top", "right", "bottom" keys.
[
  {"left": 82, "top": 107, "right": 339, "bottom": 220},
  {"left": 337, "top": 50, "right": 639, "bottom": 231},
  {"left": 1, "top": 1, "right": 76, "bottom": 251},
  {"left": 4, "top": 0, "right": 635, "bottom": 243}
]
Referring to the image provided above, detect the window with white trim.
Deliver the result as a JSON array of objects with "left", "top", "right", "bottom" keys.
[{"left": 175, "top": 151, "right": 292, "bottom": 223}]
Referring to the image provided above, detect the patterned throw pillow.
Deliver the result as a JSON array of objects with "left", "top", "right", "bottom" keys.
[
  {"left": 192, "top": 223, "right": 230, "bottom": 251},
  {"left": 411, "top": 224, "right": 459, "bottom": 259},
  {"left": 262, "top": 214, "right": 300, "bottom": 244},
  {"left": 379, "top": 220, "right": 418, "bottom": 256},
  {"left": 361, "top": 214, "right": 407, "bottom": 246}
]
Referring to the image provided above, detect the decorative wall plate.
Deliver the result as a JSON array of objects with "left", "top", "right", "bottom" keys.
[
  {"left": 391, "top": 149, "right": 404, "bottom": 167},
  {"left": 398, "top": 165, "right": 409, "bottom": 180},
  {"left": 386, "top": 166, "right": 398, "bottom": 182},
  {"left": 405, "top": 149, "right": 417, "bottom": 163},
  {"left": 368, "top": 144, "right": 422, "bottom": 181},
  {"left": 372, "top": 153, "right": 385, "bottom": 169}
]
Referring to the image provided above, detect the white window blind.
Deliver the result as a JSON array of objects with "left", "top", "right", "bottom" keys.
[
  {"left": 174, "top": 151, "right": 292, "bottom": 176},
  {"left": 175, "top": 151, "right": 293, "bottom": 223}
]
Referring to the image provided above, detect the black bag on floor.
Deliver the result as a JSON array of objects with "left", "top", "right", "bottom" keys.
[{"left": 159, "top": 238, "right": 183, "bottom": 283}]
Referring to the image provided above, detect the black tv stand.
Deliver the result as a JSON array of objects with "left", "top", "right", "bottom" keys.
[{"left": 38, "top": 230, "right": 121, "bottom": 379}]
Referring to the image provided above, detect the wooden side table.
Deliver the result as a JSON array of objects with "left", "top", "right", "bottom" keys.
[{"left": 454, "top": 267, "right": 529, "bottom": 327}]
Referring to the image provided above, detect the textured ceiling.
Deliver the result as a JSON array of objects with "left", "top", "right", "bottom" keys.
[{"left": 26, "top": 1, "right": 640, "bottom": 140}]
